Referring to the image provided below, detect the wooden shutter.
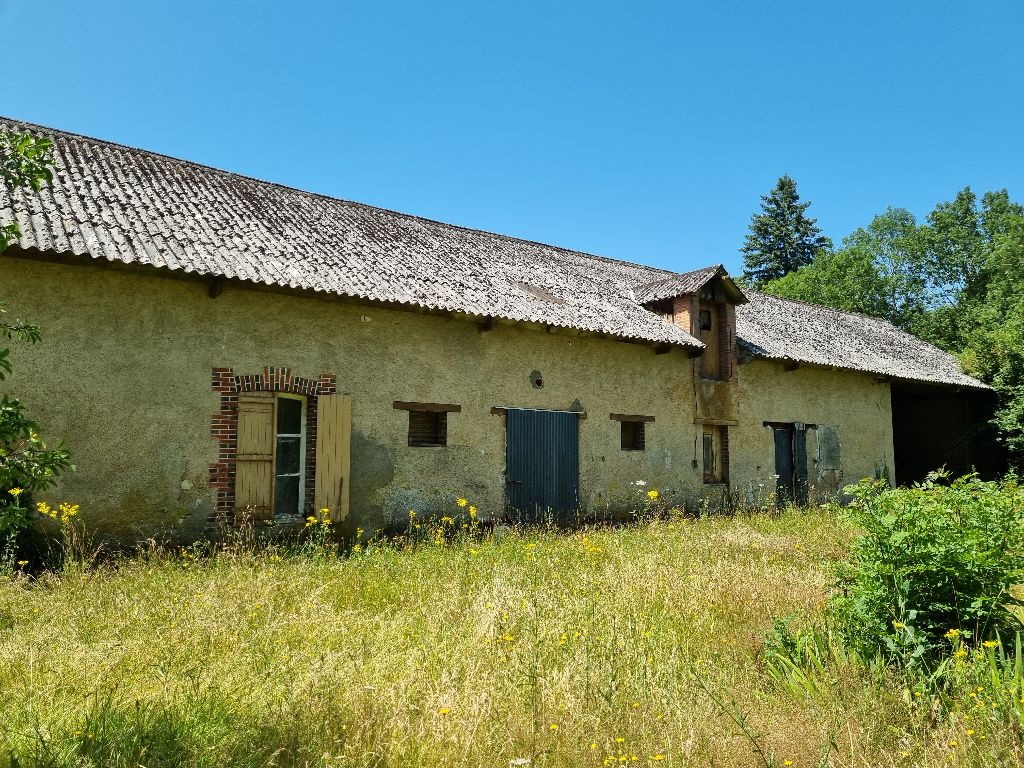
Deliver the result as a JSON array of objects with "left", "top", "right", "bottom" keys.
[
  {"left": 315, "top": 394, "right": 352, "bottom": 521},
  {"left": 235, "top": 392, "right": 275, "bottom": 521}
]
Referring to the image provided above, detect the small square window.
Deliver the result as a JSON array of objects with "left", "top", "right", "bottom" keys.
[
  {"left": 620, "top": 420, "right": 646, "bottom": 451},
  {"left": 408, "top": 410, "right": 447, "bottom": 447}
]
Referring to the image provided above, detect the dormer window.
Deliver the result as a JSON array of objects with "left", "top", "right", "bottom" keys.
[{"left": 635, "top": 267, "right": 745, "bottom": 382}]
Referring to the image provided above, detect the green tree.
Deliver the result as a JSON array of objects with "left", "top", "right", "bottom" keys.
[
  {"left": 0, "top": 131, "right": 71, "bottom": 535},
  {"left": 959, "top": 213, "right": 1024, "bottom": 463},
  {"left": 912, "top": 189, "right": 1024, "bottom": 352},
  {"left": 1, "top": 132, "right": 53, "bottom": 253},
  {"left": 764, "top": 208, "right": 929, "bottom": 331},
  {"left": 740, "top": 175, "right": 833, "bottom": 287}
]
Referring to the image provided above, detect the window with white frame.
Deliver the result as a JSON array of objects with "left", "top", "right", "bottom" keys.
[{"left": 274, "top": 394, "right": 306, "bottom": 517}]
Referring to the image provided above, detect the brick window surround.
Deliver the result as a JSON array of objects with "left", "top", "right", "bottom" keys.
[{"left": 209, "top": 366, "right": 337, "bottom": 523}]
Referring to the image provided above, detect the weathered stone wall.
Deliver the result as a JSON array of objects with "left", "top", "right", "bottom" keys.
[
  {"left": 729, "top": 358, "right": 895, "bottom": 507},
  {"left": 1, "top": 255, "right": 897, "bottom": 541},
  {"left": 2, "top": 255, "right": 704, "bottom": 540}
]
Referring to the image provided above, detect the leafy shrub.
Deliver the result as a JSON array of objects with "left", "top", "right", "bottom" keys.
[
  {"left": 832, "top": 473, "right": 1024, "bottom": 669},
  {"left": 1, "top": 132, "right": 71, "bottom": 540},
  {"left": 0, "top": 317, "right": 74, "bottom": 537}
]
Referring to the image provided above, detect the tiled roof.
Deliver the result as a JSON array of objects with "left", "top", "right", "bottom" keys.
[
  {"left": 634, "top": 264, "right": 747, "bottom": 306},
  {"left": 0, "top": 117, "right": 702, "bottom": 349},
  {"left": 632, "top": 265, "right": 722, "bottom": 304},
  {"left": 736, "top": 291, "right": 989, "bottom": 390},
  {"left": 0, "top": 116, "right": 989, "bottom": 390}
]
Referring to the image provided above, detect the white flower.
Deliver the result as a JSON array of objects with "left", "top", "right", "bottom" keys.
[{"left": 633, "top": 480, "right": 648, "bottom": 486}]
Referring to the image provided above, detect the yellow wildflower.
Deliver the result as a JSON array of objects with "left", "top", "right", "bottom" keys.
[
  {"left": 58, "top": 502, "right": 79, "bottom": 522},
  {"left": 7, "top": 487, "right": 22, "bottom": 498},
  {"left": 892, "top": 621, "right": 904, "bottom": 629},
  {"left": 945, "top": 628, "right": 961, "bottom": 641},
  {"left": 783, "top": 761, "right": 793, "bottom": 767},
  {"left": 549, "top": 723, "right": 558, "bottom": 731},
  {"left": 646, "top": 489, "right": 660, "bottom": 500},
  {"left": 438, "top": 707, "right": 450, "bottom": 715},
  {"left": 469, "top": 505, "right": 477, "bottom": 519},
  {"left": 456, "top": 497, "right": 468, "bottom": 507},
  {"left": 983, "top": 640, "right": 999, "bottom": 649}
]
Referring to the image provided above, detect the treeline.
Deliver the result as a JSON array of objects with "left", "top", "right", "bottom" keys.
[{"left": 741, "top": 177, "right": 1024, "bottom": 466}]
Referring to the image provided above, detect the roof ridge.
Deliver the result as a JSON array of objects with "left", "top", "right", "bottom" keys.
[
  {"left": 0, "top": 114, "right": 684, "bottom": 279},
  {"left": 638, "top": 264, "right": 722, "bottom": 287}
]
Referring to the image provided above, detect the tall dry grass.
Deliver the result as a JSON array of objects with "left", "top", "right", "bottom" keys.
[{"left": 0, "top": 510, "right": 1018, "bottom": 767}]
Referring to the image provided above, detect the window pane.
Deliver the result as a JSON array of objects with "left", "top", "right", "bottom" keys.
[
  {"left": 276, "top": 436, "right": 301, "bottom": 474},
  {"left": 699, "top": 309, "right": 713, "bottom": 331},
  {"left": 277, "top": 397, "right": 302, "bottom": 434},
  {"left": 703, "top": 433, "right": 715, "bottom": 475},
  {"left": 274, "top": 475, "right": 300, "bottom": 517}
]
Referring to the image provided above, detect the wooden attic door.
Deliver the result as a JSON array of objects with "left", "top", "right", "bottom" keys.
[
  {"left": 235, "top": 392, "right": 276, "bottom": 521},
  {"left": 699, "top": 304, "right": 721, "bottom": 379}
]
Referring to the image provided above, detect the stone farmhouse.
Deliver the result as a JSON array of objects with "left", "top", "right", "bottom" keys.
[{"left": 0, "top": 118, "right": 993, "bottom": 540}]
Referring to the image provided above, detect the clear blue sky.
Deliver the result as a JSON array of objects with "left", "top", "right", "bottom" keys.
[{"left": 3, "top": 0, "right": 1022, "bottom": 274}]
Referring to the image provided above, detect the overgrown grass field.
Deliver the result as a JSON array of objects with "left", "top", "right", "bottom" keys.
[{"left": 0, "top": 510, "right": 1020, "bottom": 767}]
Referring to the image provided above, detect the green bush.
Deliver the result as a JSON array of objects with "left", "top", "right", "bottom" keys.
[{"left": 832, "top": 473, "right": 1024, "bottom": 669}]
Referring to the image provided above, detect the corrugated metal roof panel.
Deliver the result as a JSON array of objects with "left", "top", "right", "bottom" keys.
[
  {"left": 736, "top": 291, "right": 989, "bottom": 390},
  {"left": 0, "top": 116, "right": 704, "bottom": 349}
]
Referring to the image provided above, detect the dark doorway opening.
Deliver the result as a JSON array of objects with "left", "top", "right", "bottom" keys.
[
  {"left": 767, "top": 422, "right": 809, "bottom": 506},
  {"left": 505, "top": 408, "right": 580, "bottom": 524},
  {"left": 890, "top": 384, "right": 1002, "bottom": 485}
]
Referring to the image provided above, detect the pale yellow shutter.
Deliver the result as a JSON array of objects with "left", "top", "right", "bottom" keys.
[
  {"left": 235, "top": 392, "right": 275, "bottom": 521},
  {"left": 315, "top": 394, "right": 352, "bottom": 521}
]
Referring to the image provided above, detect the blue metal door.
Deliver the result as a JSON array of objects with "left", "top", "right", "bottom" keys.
[
  {"left": 773, "top": 424, "right": 809, "bottom": 507},
  {"left": 505, "top": 408, "right": 580, "bottom": 523}
]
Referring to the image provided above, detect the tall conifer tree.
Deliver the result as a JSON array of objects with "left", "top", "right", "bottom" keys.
[{"left": 740, "top": 175, "right": 832, "bottom": 287}]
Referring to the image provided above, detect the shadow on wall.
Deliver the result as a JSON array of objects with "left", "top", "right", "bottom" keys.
[{"left": 349, "top": 430, "right": 396, "bottom": 532}]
